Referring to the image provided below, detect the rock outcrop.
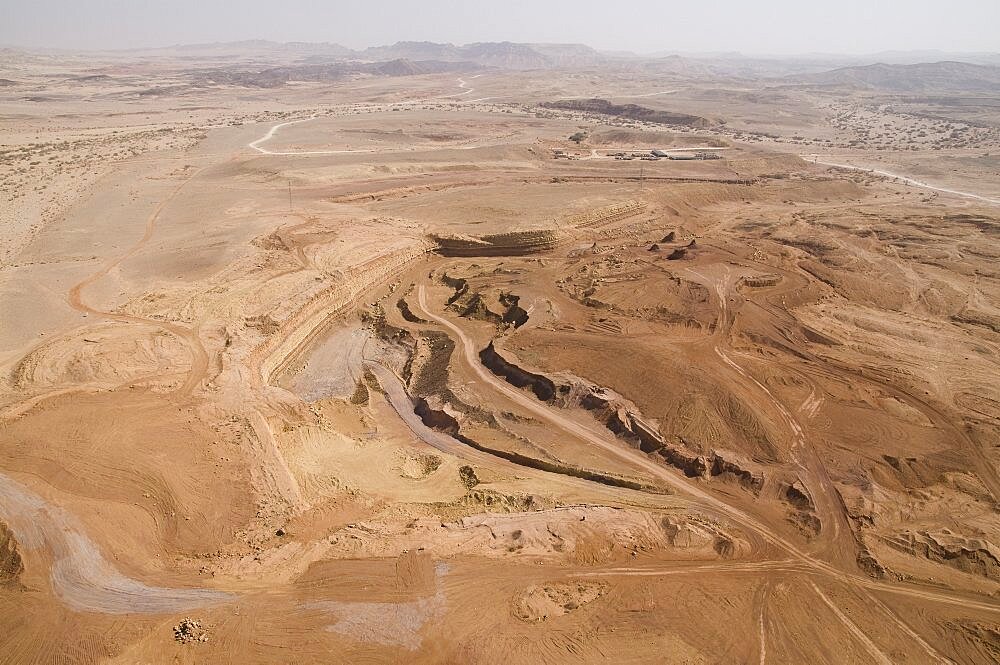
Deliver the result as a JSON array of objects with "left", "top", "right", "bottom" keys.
[
  {"left": 431, "top": 230, "right": 561, "bottom": 256},
  {"left": 0, "top": 522, "right": 23, "bottom": 588}
]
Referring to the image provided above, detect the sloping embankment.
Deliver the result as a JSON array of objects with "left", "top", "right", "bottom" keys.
[
  {"left": 479, "top": 341, "right": 558, "bottom": 401},
  {"left": 479, "top": 341, "right": 767, "bottom": 494},
  {"left": 367, "top": 362, "right": 661, "bottom": 493},
  {"left": 251, "top": 242, "right": 432, "bottom": 390}
]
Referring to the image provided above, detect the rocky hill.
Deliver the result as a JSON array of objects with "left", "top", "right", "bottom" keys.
[
  {"left": 790, "top": 61, "right": 1000, "bottom": 93},
  {"left": 194, "top": 58, "right": 476, "bottom": 88},
  {"left": 362, "top": 41, "right": 558, "bottom": 69},
  {"left": 541, "top": 98, "right": 715, "bottom": 128}
]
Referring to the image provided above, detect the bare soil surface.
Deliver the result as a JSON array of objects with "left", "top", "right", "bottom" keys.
[{"left": 2, "top": 44, "right": 1000, "bottom": 664}]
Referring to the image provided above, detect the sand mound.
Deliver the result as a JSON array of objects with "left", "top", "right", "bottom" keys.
[{"left": 511, "top": 581, "right": 608, "bottom": 622}]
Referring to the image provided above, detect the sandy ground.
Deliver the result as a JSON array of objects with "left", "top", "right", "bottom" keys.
[{"left": 1, "top": 47, "right": 1000, "bottom": 664}]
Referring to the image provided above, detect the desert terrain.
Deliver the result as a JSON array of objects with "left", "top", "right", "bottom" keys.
[{"left": 2, "top": 41, "right": 1000, "bottom": 663}]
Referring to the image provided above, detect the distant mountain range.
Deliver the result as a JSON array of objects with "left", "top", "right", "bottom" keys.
[
  {"left": 360, "top": 41, "right": 607, "bottom": 69},
  {"left": 195, "top": 58, "right": 479, "bottom": 88},
  {"left": 361, "top": 41, "right": 548, "bottom": 69},
  {"left": 4, "top": 40, "right": 999, "bottom": 95},
  {"left": 144, "top": 39, "right": 607, "bottom": 70},
  {"left": 147, "top": 41, "right": 1000, "bottom": 85},
  {"left": 117, "top": 39, "right": 352, "bottom": 61},
  {"left": 786, "top": 61, "right": 1000, "bottom": 93}
]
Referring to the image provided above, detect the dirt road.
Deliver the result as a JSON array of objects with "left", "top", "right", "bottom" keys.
[
  {"left": 411, "top": 281, "right": 1000, "bottom": 641},
  {"left": 805, "top": 155, "right": 1000, "bottom": 205},
  {"left": 65, "top": 167, "right": 209, "bottom": 398},
  {"left": 0, "top": 472, "right": 232, "bottom": 614}
]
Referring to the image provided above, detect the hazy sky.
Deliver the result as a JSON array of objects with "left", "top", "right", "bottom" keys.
[{"left": 2, "top": 0, "right": 998, "bottom": 54}]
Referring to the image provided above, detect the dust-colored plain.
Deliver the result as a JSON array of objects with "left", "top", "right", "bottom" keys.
[{"left": 2, "top": 43, "right": 1000, "bottom": 663}]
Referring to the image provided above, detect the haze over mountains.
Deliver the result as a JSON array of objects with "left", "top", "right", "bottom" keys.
[
  {"left": 3, "top": 38, "right": 1000, "bottom": 93},
  {"left": 4, "top": 2, "right": 1000, "bottom": 659},
  {"left": 3, "top": 40, "right": 1000, "bottom": 93},
  {"left": 7, "top": 38, "right": 1000, "bottom": 69},
  {"left": 788, "top": 61, "right": 1000, "bottom": 93}
]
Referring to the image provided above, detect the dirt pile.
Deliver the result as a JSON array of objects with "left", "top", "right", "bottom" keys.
[
  {"left": 498, "top": 292, "right": 529, "bottom": 328},
  {"left": 511, "top": 582, "right": 608, "bottom": 622},
  {"left": 396, "top": 296, "right": 427, "bottom": 324},
  {"left": 327, "top": 506, "right": 741, "bottom": 562},
  {"left": 173, "top": 618, "right": 209, "bottom": 644},
  {"left": 783, "top": 481, "right": 822, "bottom": 536},
  {"left": 710, "top": 450, "right": 766, "bottom": 494},
  {"left": 441, "top": 274, "right": 530, "bottom": 330}
]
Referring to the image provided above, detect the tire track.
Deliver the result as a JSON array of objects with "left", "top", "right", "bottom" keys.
[
  {"left": 65, "top": 166, "right": 209, "bottom": 398},
  {"left": 247, "top": 77, "right": 491, "bottom": 157},
  {"left": 687, "top": 265, "right": 851, "bottom": 561},
  {"left": 804, "top": 155, "right": 1000, "bottom": 206},
  {"left": 411, "top": 279, "right": 1000, "bottom": 660},
  {"left": 810, "top": 582, "right": 894, "bottom": 665}
]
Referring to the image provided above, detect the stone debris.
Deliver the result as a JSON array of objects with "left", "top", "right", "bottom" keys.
[{"left": 173, "top": 617, "right": 209, "bottom": 644}]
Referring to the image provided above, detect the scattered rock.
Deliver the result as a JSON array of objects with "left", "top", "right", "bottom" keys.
[
  {"left": 511, "top": 582, "right": 608, "bottom": 622},
  {"left": 459, "top": 465, "right": 480, "bottom": 489},
  {"left": 173, "top": 618, "right": 208, "bottom": 644}
]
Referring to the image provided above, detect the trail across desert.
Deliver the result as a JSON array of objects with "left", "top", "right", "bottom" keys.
[{"left": 2, "top": 31, "right": 1000, "bottom": 665}]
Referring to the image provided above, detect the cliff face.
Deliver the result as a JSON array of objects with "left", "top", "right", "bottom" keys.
[
  {"left": 480, "top": 341, "right": 774, "bottom": 499},
  {"left": 480, "top": 341, "right": 558, "bottom": 402},
  {"left": 430, "top": 230, "right": 562, "bottom": 257},
  {"left": 541, "top": 99, "right": 715, "bottom": 128}
]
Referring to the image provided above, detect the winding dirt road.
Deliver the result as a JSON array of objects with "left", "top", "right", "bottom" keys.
[
  {"left": 248, "top": 115, "right": 377, "bottom": 156},
  {"left": 0, "top": 472, "right": 232, "bottom": 614},
  {"left": 365, "top": 361, "right": 507, "bottom": 468},
  {"left": 249, "top": 77, "right": 489, "bottom": 157},
  {"left": 410, "top": 281, "right": 997, "bottom": 662},
  {"left": 65, "top": 167, "right": 209, "bottom": 398},
  {"left": 805, "top": 155, "right": 1000, "bottom": 206}
]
